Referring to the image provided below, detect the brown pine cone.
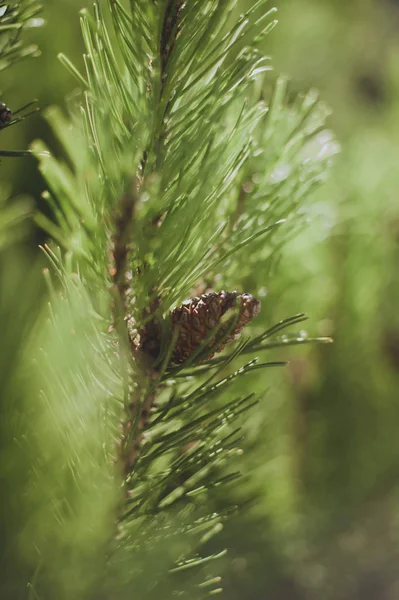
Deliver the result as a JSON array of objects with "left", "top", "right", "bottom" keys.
[{"left": 170, "top": 291, "right": 261, "bottom": 365}]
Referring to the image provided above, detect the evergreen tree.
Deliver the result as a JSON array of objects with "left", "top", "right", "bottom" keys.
[{"left": 0, "top": 1, "right": 336, "bottom": 598}]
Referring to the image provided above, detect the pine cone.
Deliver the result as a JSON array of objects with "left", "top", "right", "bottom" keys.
[{"left": 170, "top": 291, "right": 261, "bottom": 365}]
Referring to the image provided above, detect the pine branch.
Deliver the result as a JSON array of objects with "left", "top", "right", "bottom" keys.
[
  {"left": 29, "top": 1, "right": 337, "bottom": 597},
  {"left": 0, "top": 2, "right": 42, "bottom": 159},
  {"left": 160, "top": 0, "right": 184, "bottom": 89},
  {"left": 0, "top": 2, "right": 42, "bottom": 240}
]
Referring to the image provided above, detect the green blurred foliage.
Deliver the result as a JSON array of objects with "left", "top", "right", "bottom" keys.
[
  {"left": 213, "top": 1, "right": 399, "bottom": 599},
  {"left": 3, "top": 0, "right": 399, "bottom": 599}
]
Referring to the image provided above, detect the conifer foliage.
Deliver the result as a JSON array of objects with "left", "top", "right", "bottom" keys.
[
  {"left": 0, "top": 0, "right": 41, "bottom": 157},
  {"left": 1, "top": 1, "right": 336, "bottom": 599}
]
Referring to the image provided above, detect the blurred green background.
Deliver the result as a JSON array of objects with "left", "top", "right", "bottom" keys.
[{"left": 3, "top": 0, "right": 399, "bottom": 598}]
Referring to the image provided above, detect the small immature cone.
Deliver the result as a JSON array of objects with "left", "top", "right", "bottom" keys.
[
  {"left": 170, "top": 291, "right": 261, "bottom": 365},
  {"left": 0, "top": 103, "right": 12, "bottom": 124}
]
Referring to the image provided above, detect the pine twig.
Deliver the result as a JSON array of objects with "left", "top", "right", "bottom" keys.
[
  {"left": 160, "top": 0, "right": 184, "bottom": 90},
  {"left": 119, "top": 2, "right": 187, "bottom": 473},
  {"left": 111, "top": 174, "right": 144, "bottom": 475}
]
